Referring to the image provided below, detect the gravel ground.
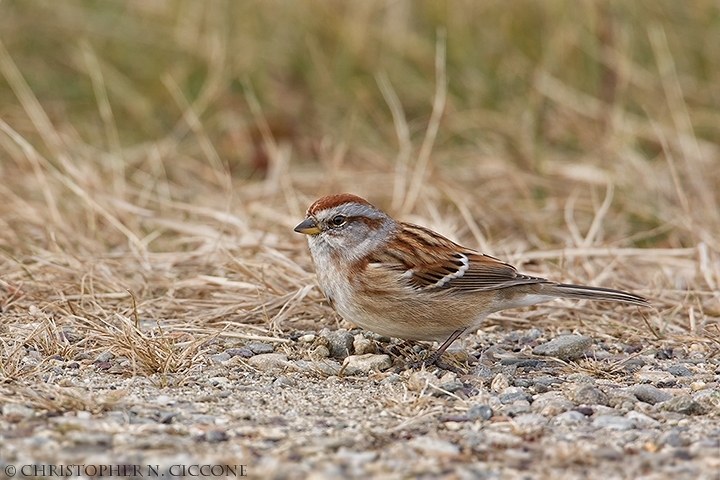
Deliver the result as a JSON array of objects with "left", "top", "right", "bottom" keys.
[{"left": 2, "top": 327, "right": 720, "bottom": 480}]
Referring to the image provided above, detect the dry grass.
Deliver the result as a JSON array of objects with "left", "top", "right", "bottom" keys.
[{"left": 0, "top": 1, "right": 719, "bottom": 417}]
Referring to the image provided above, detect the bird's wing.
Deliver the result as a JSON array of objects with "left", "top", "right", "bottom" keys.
[{"left": 367, "top": 223, "right": 549, "bottom": 292}]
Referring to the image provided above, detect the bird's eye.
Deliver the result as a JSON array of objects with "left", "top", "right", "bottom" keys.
[{"left": 331, "top": 215, "right": 346, "bottom": 226}]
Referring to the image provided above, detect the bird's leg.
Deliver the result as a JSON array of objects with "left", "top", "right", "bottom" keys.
[{"left": 420, "top": 328, "right": 467, "bottom": 372}]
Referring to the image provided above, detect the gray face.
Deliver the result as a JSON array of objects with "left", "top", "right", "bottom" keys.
[{"left": 307, "top": 202, "right": 396, "bottom": 263}]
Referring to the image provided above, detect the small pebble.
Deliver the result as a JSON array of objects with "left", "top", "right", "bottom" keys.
[
  {"left": 467, "top": 404, "right": 493, "bottom": 421},
  {"left": 573, "top": 406, "right": 594, "bottom": 416},
  {"left": 472, "top": 364, "right": 494, "bottom": 380},
  {"left": 628, "top": 385, "right": 673, "bottom": 405},
  {"left": 667, "top": 365, "right": 693, "bottom": 377},
  {"left": 569, "top": 385, "right": 608, "bottom": 406},
  {"left": 341, "top": 354, "right": 392, "bottom": 375},
  {"left": 208, "top": 376, "right": 229, "bottom": 387},
  {"left": 551, "top": 410, "right": 587, "bottom": 426},
  {"left": 634, "top": 368, "right": 675, "bottom": 384},
  {"left": 532, "top": 335, "right": 592, "bottom": 360},
  {"left": 369, "top": 333, "right": 392, "bottom": 343},
  {"left": 532, "top": 392, "right": 573, "bottom": 417},
  {"left": 517, "top": 328, "right": 543, "bottom": 344},
  {"left": 227, "top": 347, "right": 254, "bottom": 358},
  {"left": 311, "top": 345, "right": 330, "bottom": 359},
  {"left": 592, "top": 415, "right": 636, "bottom": 431},
  {"left": 498, "top": 391, "right": 532, "bottom": 404},
  {"left": 209, "top": 353, "right": 231, "bottom": 364},
  {"left": 298, "top": 334, "right": 316, "bottom": 343},
  {"left": 320, "top": 329, "right": 355, "bottom": 358},
  {"left": 247, "top": 342, "right": 275, "bottom": 354},
  {"left": 692, "top": 389, "right": 720, "bottom": 411},
  {"left": 625, "top": 410, "right": 661, "bottom": 429},
  {"left": 246, "top": 353, "right": 290, "bottom": 371},
  {"left": 273, "top": 376, "right": 296, "bottom": 388},
  {"left": 433, "top": 381, "right": 464, "bottom": 396},
  {"left": 662, "top": 395, "right": 706, "bottom": 415},
  {"left": 94, "top": 351, "right": 115, "bottom": 363},
  {"left": 690, "top": 381, "right": 706, "bottom": 392},
  {"left": 657, "top": 429, "right": 687, "bottom": 447}
]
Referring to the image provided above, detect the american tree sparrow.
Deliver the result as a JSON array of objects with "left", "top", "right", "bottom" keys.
[{"left": 295, "top": 193, "right": 650, "bottom": 367}]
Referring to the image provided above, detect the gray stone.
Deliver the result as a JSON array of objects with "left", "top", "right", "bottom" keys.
[
  {"left": 247, "top": 342, "right": 275, "bottom": 354},
  {"left": 692, "top": 388, "right": 720, "bottom": 412},
  {"left": 94, "top": 351, "right": 115, "bottom": 363},
  {"left": 634, "top": 369, "right": 674, "bottom": 384},
  {"left": 273, "top": 376, "right": 296, "bottom": 388},
  {"left": 625, "top": 410, "right": 661, "bottom": 428},
  {"left": 532, "top": 392, "right": 574, "bottom": 417},
  {"left": 311, "top": 345, "right": 330, "bottom": 359},
  {"left": 472, "top": 364, "right": 494, "bottom": 380},
  {"left": 569, "top": 385, "right": 608, "bottom": 406},
  {"left": 434, "top": 381, "right": 464, "bottom": 395},
  {"left": 341, "top": 354, "right": 392, "bottom": 375},
  {"left": 533, "top": 335, "right": 593, "bottom": 360},
  {"left": 227, "top": 347, "right": 254, "bottom": 358},
  {"left": 209, "top": 352, "right": 231, "bottom": 364},
  {"left": 246, "top": 353, "right": 290, "bottom": 371},
  {"left": 518, "top": 328, "right": 543, "bottom": 344},
  {"left": 607, "top": 390, "right": 638, "bottom": 409},
  {"left": 661, "top": 395, "right": 707, "bottom": 415},
  {"left": 315, "top": 360, "right": 343, "bottom": 376},
  {"left": 592, "top": 415, "right": 636, "bottom": 431},
  {"left": 369, "top": 333, "right": 392, "bottom": 343},
  {"left": 657, "top": 429, "right": 687, "bottom": 447},
  {"left": 321, "top": 329, "right": 355, "bottom": 358},
  {"left": 628, "top": 384, "right": 673, "bottom": 405},
  {"left": 467, "top": 404, "right": 493, "bottom": 421},
  {"left": 551, "top": 410, "right": 587, "bottom": 426},
  {"left": 498, "top": 391, "right": 532, "bottom": 404},
  {"left": 666, "top": 364, "right": 693, "bottom": 377}
]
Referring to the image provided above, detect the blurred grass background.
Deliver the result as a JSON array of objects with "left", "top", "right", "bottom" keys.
[{"left": 1, "top": 0, "right": 719, "bottom": 354}]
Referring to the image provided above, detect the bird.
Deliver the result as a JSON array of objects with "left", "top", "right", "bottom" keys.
[{"left": 294, "top": 193, "right": 650, "bottom": 368}]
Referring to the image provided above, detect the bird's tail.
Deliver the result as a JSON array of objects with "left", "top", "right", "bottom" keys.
[{"left": 540, "top": 283, "right": 650, "bottom": 307}]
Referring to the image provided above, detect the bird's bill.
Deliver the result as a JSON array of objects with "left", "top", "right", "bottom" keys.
[{"left": 294, "top": 217, "right": 321, "bottom": 235}]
